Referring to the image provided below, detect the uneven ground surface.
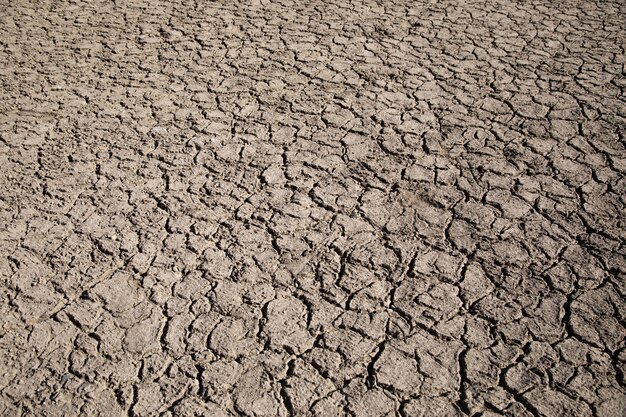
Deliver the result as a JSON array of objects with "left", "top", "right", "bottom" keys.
[{"left": 0, "top": 0, "right": 625, "bottom": 416}]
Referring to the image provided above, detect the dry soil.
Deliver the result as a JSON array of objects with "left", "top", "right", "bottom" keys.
[{"left": 0, "top": 1, "right": 625, "bottom": 416}]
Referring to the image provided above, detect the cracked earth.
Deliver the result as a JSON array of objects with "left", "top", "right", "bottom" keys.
[{"left": 1, "top": 0, "right": 625, "bottom": 416}]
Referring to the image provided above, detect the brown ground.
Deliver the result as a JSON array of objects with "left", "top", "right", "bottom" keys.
[{"left": 1, "top": 0, "right": 625, "bottom": 416}]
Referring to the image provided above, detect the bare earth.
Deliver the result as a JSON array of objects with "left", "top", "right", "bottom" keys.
[{"left": 1, "top": 0, "right": 625, "bottom": 416}]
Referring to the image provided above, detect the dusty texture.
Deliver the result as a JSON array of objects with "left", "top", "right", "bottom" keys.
[{"left": 1, "top": 0, "right": 625, "bottom": 416}]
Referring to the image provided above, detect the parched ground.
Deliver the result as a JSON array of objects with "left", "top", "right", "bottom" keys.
[{"left": 0, "top": 0, "right": 625, "bottom": 416}]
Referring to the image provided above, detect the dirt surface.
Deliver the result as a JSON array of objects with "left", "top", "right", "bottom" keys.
[{"left": 1, "top": 0, "right": 625, "bottom": 416}]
